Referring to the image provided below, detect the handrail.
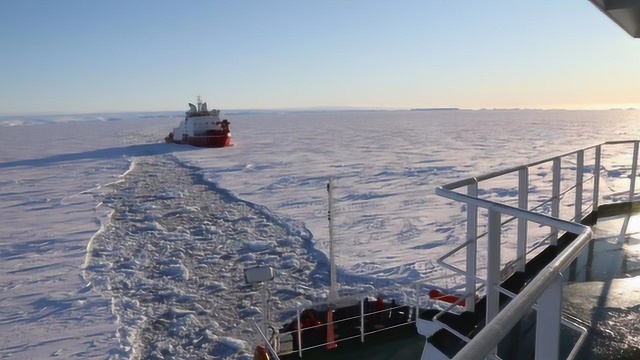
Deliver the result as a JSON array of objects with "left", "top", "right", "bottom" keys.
[
  {"left": 435, "top": 184, "right": 594, "bottom": 359},
  {"left": 452, "top": 225, "right": 592, "bottom": 359},
  {"left": 276, "top": 301, "right": 416, "bottom": 356},
  {"left": 435, "top": 189, "right": 588, "bottom": 235},
  {"left": 252, "top": 320, "right": 282, "bottom": 360},
  {"left": 435, "top": 189, "right": 588, "bottom": 286},
  {"left": 441, "top": 143, "right": 604, "bottom": 191},
  {"left": 561, "top": 315, "right": 590, "bottom": 360},
  {"left": 428, "top": 141, "right": 640, "bottom": 359}
]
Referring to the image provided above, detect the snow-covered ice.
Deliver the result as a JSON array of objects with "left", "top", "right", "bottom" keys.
[{"left": 1, "top": 109, "right": 640, "bottom": 358}]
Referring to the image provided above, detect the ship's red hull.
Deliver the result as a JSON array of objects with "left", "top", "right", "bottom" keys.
[{"left": 165, "top": 134, "right": 232, "bottom": 148}]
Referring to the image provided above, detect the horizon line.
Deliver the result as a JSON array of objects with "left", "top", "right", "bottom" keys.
[{"left": 0, "top": 106, "right": 637, "bottom": 117}]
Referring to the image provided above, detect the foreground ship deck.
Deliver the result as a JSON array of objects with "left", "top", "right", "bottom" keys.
[
  {"left": 259, "top": 206, "right": 640, "bottom": 360},
  {"left": 567, "top": 206, "right": 640, "bottom": 359},
  {"left": 254, "top": 140, "right": 640, "bottom": 360},
  {"left": 253, "top": 4, "right": 640, "bottom": 358},
  {"left": 417, "top": 140, "right": 640, "bottom": 360},
  {"left": 422, "top": 202, "right": 640, "bottom": 360}
]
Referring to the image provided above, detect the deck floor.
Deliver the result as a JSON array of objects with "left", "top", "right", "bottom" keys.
[
  {"left": 277, "top": 207, "right": 640, "bottom": 360},
  {"left": 563, "top": 209, "right": 640, "bottom": 359}
]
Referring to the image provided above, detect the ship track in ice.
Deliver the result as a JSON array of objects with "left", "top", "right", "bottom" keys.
[{"left": 83, "top": 155, "right": 324, "bottom": 359}]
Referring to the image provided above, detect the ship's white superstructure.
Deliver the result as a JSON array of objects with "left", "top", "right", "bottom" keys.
[{"left": 165, "top": 96, "right": 231, "bottom": 148}]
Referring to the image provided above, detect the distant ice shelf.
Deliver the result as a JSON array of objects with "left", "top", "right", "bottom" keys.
[{"left": 410, "top": 108, "right": 460, "bottom": 111}]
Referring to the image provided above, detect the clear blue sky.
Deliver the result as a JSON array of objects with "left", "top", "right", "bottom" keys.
[{"left": 1, "top": 1, "right": 638, "bottom": 114}]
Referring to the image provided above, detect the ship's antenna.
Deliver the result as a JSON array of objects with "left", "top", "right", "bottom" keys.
[{"left": 327, "top": 177, "right": 338, "bottom": 301}]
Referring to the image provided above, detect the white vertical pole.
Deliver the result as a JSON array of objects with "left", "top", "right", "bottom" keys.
[
  {"left": 575, "top": 151, "right": 584, "bottom": 222},
  {"left": 486, "top": 210, "right": 502, "bottom": 358},
  {"left": 466, "top": 182, "right": 478, "bottom": 312},
  {"left": 260, "top": 286, "right": 268, "bottom": 344},
  {"left": 594, "top": 146, "right": 601, "bottom": 209},
  {"left": 517, "top": 167, "right": 529, "bottom": 272},
  {"left": 551, "top": 158, "right": 561, "bottom": 245},
  {"left": 360, "top": 298, "right": 365, "bottom": 343},
  {"left": 297, "top": 306, "right": 303, "bottom": 358},
  {"left": 327, "top": 178, "right": 338, "bottom": 302},
  {"left": 629, "top": 142, "right": 639, "bottom": 202},
  {"left": 535, "top": 273, "right": 563, "bottom": 360}
]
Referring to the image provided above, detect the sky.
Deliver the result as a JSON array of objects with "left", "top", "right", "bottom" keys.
[
  {"left": 2, "top": 110, "right": 640, "bottom": 358},
  {"left": 1, "top": 1, "right": 639, "bottom": 114}
]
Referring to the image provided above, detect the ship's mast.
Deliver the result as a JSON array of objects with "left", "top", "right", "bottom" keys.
[
  {"left": 327, "top": 178, "right": 338, "bottom": 301},
  {"left": 196, "top": 95, "right": 202, "bottom": 112}
]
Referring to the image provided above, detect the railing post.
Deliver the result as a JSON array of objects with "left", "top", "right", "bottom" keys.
[
  {"left": 416, "top": 286, "right": 420, "bottom": 326},
  {"left": 486, "top": 210, "right": 502, "bottom": 358},
  {"left": 575, "top": 150, "right": 584, "bottom": 222},
  {"left": 297, "top": 307, "right": 303, "bottom": 358},
  {"left": 535, "top": 273, "right": 563, "bottom": 360},
  {"left": 630, "top": 142, "right": 639, "bottom": 202},
  {"left": 252, "top": 321, "right": 282, "bottom": 360},
  {"left": 517, "top": 167, "right": 528, "bottom": 272},
  {"left": 572, "top": 149, "right": 587, "bottom": 286},
  {"left": 551, "top": 158, "right": 561, "bottom": 245},
  {"left": 360, "top": 298, "right": 365, "bottom": 343},
  {"left": 260, "top": 286, "right": 269, "bottom": 345},
  {"left": 466, "top": 181, "right": 478, "bottom": 312},
  {"left": 594, "top": 145, "right": 601, "bottom": 209}
]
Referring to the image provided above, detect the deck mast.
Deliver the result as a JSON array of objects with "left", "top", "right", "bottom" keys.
[
  {"left": 327, "top": 177, "right": 338, "bottom": 301},
  {"left": 196, "top": 95, "right": 202, "bottom": 112}
]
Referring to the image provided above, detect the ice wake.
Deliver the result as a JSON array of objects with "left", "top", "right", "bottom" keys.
[
  {"left": 81, "top": 154, "right": 439, "bottom": 359},
  {"left": 83, "top": 155, "right": 331, "bottom": 359}
]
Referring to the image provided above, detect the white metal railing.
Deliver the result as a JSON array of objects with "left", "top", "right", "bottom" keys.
[
  {"left": 253, "top": 320, "right": 282, "bottom": 360},
  {"left": 261, "top": 295, "right": 416, "bottom": 358},
  {"left": 432, "top": 140, "right": 640, "bottom": 360}
]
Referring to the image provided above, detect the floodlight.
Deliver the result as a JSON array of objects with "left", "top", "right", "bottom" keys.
[{"left": 244, "top": 266, "right": 275, "bottom": 285}]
